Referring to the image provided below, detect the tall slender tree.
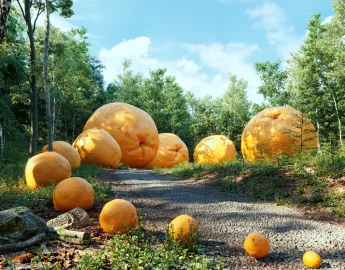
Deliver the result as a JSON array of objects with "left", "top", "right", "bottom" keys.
[
  {"left": 43, "top": 0, "right": 52, "bottom": 150},
  {"left": 0, "top": 0, "right": 12, "bottom": 44},
  {"left": 16, "top": 0, "right": 73, "bottom": 156}
]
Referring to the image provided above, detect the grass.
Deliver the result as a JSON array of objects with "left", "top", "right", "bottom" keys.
[
  {"left": 0, "top": 142, "right": 113, "bottom": 212},
  {"left": 73, "top": 219, "right": 222, "bottom": 270},
  {"left": 155, "top": 148, "right": 345, "bottom": 218}
]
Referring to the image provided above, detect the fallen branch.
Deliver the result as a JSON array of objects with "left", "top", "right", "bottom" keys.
[
  {"left": 0, "top": 233, "right": 46, "bottom": 253},
  {"left": 47, "top": 224, "right": 90, "bottom": 244}
]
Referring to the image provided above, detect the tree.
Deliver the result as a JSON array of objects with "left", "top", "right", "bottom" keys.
[
  {"left": 220, "top": 73, "right": 251, "bottom": 148},
  {"left": 43, "top": 0, "right": 52, "bottom": 151},
  {"left": 287, "top": 10, "right": 345, "bottom": 148},
  {"left": 0, "top": 0, "right": 12, "bottom": 44},
  {"left": 254, "top": 61, "right": 289, "bottom": 107},
  {"left": 114, "top": 59, "right": 143, "bottom": 107},
  {"left": 16, "top": 0, "right": 73, "bottom": 156}
]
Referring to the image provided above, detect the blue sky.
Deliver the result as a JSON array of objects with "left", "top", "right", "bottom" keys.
[{"left": 46, "top": 0, "right": 334, "bottom": 103}]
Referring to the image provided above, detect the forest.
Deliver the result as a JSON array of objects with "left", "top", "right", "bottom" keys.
[{"left": 1, "top": 0, "right": 345, "bottom": 160}]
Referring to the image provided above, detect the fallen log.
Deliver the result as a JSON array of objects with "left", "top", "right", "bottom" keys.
[{"left": 0, "top": 233, "right": 46, "bottom": 253}]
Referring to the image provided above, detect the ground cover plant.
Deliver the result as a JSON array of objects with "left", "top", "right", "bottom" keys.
[{"left": 155, "top": 147, "right": 345, "bottom": 219}]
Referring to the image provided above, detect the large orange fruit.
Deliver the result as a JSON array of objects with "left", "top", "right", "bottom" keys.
[
  {"left": 25, "top": 152, "right": 71, "bottom": 190},
  {"left": 146, "top": 133, "right": 189, "bottom": 169},
  {"left": 72, "top": 128, "right": 121, "bottom": 168},
  {"left": 168, "top": 215, "right": 198, "bottom": 244},
  {"left": 42, "top": 141, "right": 81, "bottom": 169},
  {"left": 99, "top": 199, "right": 138, "bottom": 234},
  {"left": 244, "top": 232, "right": 270, "bottom": 259},
  {"left": 241, "top": 106, "right": 318, "bottom": 162},
  {"left": 83, "top": 102, "right": 159, "bottom": 168},
  {"left": 302, "top": 251, "right": 322, "bottom": 269},
  {"left": 53, "top": 177, "right": 94, "bottom": 212},
  {"left": 194, "top": 135, "right": 236, "bottom": 164}
]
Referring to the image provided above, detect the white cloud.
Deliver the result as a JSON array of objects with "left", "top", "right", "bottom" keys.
[
  {"left": 246, "top": 1, "right": 286, "bottom": 31},
  {"left": 246, "top": 1, "right": 304, "bottom": 61},
  {"left": 99, "top": 37, "right": 264, "bottom": 103},
  {"left": 322, "top": 15, "right": 333, "bottom": 24},
  {"left": 69, "top": 14, "right": 101, "bottom": 22},
  {"left": 37, "top": 14, "right": 77, "bottom": 32}
]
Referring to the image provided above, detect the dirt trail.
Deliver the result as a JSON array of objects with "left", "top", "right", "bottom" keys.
[{"left": 100, "top": 169, "right": 345, "bottom": 270}]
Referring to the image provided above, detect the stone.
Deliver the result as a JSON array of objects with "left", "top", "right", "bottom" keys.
[
  {"left": 0, "top": 207, "right": 46, "bottom": 245},
  {"left": 46, "top": 207, "right": 89, "bottom": 228}
]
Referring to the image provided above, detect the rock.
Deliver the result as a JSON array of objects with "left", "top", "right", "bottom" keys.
[
  {"left": 0, "top": 207, "right": 46, "bottom": 245},
  {"left": 47, "top": 208, "right": 89, "bottom": 228}
]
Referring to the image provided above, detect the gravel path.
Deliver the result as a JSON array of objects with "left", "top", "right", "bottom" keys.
[{"left": 100, "top": 169, "right": 345, "bottom": 270}]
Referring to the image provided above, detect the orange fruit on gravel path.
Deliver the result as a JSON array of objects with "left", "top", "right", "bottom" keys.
[
  {"left": 53, "top": 177, "right": 94, "bottom": 212},
  {"left": 83, "top": 102, "right": 159, "bottom": 168},
  {"left": 146, "top": 133, "right": 189, "bottom": 168},
  {"left": 241, "top": 106, "right": 318, "bottom": 162},
  {"left": 168, "top": 215, "right": 198, "bottom": 244},
  {"left": 303, "top": 251, "right": 322, "bottom": 269},
  {"left": 243, "top": 232, "right": 270, "bottom": 258},
  {"left": 194, "top": 135, "right": 236, "bottom": 164},
  {"left": 72, "top": 128, "right": 121, "bottom": 168},
  {"left": 99, "top": 199, "right": 138, "bottom": 234},
  {"left": 42, "top": 141, "right": 81, "bottom": 169},
  {"left": 25, "top": 152, "right": 71, "bottom": 190}
]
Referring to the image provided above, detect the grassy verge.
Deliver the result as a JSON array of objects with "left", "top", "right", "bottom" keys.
[
  {"left": 0, "top": 142, "right": 113, "bottom": 212},
  {"left": 155, "top": 150, "right": 345, "bottom": 218},
  {"left": 73, "top": 221, "right": 222, "bottom": 270}
]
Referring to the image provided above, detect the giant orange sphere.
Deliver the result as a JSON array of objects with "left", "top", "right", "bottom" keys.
[
  {"left": 241, "top": 106, "right": 318, "bottom": 162},
  {"left": 99, "top": 199, "right": 138, "bottom": 234},
  {"left": 25, "top": 152, "right": 71, "bottom": 190},
  {"left": 194, "top": 135, "right": 236, "bottom": 164},
  {"left": 73, "top": 128, "right": 121, "bottom": 168},
  {"left": 42, "top": 141, "right": 81, "bottom": 169},
  {"left": 146, "top": 133, "right": 189, "bottom": 168},
  {"left": 53, "top": 177, "right": 94, "bottom": 212},
  {"left": 83, "top": 103, "right": 159, "bottom": 168}
]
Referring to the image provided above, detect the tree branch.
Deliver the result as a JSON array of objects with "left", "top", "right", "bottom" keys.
[
  {"left": 0, "top": 233, "right": 46, "bottom": 254},
  {"left": 16, "top": 0, "right": 26, "bottom": 23},
  {"left": 32, "top": 0, "right": 43, "bottom": 33}
]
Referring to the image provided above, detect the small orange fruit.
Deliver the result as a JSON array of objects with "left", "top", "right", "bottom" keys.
[
  {"left": 168, "top": 215, "right": 198, "bottom": 244},
  {"left": 73, "top": 128, "right": 122, "bottom": 168},
  {"left": 194, "top": 135, "right": 236, "bottom": 164},
  {"left": 53, "top": 177, "right": 94, "bottom": 212},
  {"left": 243, "top": 232, "right": 270, "bottom": 258},
  {"left": 146, "top": 133, "right": 189, "bottom": 168},
  {"left": 302, "top": 251, "right": 322, "bottom": 269},
  {"left": 25, "top": 152, "right": 71, "bottom": 190},
  {"left": 83, "top": 102, "right": 159, "bottom": 168},
  {"left": 99, "top": 199, "right": 138, "bottom": 234},
  {"left": 42, "top": 141, "right": 81, "bottom": 169}
]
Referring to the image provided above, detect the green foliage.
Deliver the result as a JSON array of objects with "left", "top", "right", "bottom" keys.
[
  {"left": 74, "top": 221, "right": 222, "bottom": 270},
  {"left": 158, "top": 149, "right": 345, "bottom": 217},
  {"left": 254, "top": 61, "right": 290, "bottom": 107}
]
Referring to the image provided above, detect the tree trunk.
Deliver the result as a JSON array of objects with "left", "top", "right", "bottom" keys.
[
  {"left": 316, "top": 120, "right": 321, "bottom": 151},
  {"left": 24, "top": 0, "right": 39, "bottom": 157},
  {"left": 0, "top": 0, "right": 11, "bottom": 44},
  {"left": 332, "top": 93, "right": 343, "bottom": 147},
  {"left": 43, "top": 0, "right": 53, "bottom": 151},
  {"left": 0, "top": 122, "right": 3, "bottom": 160}
]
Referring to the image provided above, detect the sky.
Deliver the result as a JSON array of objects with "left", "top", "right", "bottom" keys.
[{"left": 44, "top": 0, "right": 334, "bottom": 104}]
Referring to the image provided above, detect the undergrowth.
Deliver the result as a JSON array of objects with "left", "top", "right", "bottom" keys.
[
  {"left": 155, "top": 147, "right": 345, "bottom": 218},
  {"left": 73, "top": 220, "right": 223, "bottom": 270},
  {"left": 0, "top": 142, "right": 113, "bottom": 212}
]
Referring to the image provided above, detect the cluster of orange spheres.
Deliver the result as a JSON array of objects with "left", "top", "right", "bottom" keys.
[
  {"left": 243, "top": 233, "right": 322, "bottom": 269},
  {"left": 99, "top": 198, "right": 199, "bottom": 245}
]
